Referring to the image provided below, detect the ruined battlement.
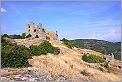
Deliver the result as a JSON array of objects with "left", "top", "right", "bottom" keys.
[{"left": 26, "top": 22, "right": 58, "bottom": 41}]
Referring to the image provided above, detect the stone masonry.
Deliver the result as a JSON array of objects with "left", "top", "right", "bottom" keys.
[{"left": 26, "top": 22, "right": 58, "bottom": 40}]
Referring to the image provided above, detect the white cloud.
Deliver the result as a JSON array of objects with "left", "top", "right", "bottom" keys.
[
  {"left": 1, "top": 8, "right": 7, "bottom": 12},
  {"left": 90, "top": 29, "right": 121, "bottom": 41}
]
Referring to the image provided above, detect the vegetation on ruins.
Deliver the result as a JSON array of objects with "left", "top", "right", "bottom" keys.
[{"left": 82, "top": 54, "right": 105, "bottom": 63}]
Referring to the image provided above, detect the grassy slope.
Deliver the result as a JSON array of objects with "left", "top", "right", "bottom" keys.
[{"left": 71, "top": 39, "right": 121, "bottom": 60}]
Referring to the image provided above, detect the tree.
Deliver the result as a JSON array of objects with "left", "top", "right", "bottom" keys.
[
  {"left": 2, "top": 34, "right": 9, "bottom": 38},
  {"left": 9, "top": 35, "right": 22, "bottom": 39},
  {"left": 22, "top": 33, "right": 26, "bottom": 39}
]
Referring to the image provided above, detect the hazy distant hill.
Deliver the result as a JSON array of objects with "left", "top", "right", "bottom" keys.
[{"left": 71, "top": 39, "right": 121, "bottom": 60}]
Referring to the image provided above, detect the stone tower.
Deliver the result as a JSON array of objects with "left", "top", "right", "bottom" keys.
[
  {"left": 26, "top": 22, "right": 37, "bottom": 39},
  {"left": 37, "top": 22, "right": 46, "bottom": 40}
]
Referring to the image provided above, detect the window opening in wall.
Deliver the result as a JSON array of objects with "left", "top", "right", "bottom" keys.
[{"left": 34, "top": 29, "right": 36, "bottom": 32}]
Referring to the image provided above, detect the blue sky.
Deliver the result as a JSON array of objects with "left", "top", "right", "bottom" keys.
[{"left": 1, "top": 1, "right": 121, "bottom": 42}]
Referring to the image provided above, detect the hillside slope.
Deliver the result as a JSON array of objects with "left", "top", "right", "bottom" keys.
[
  {"left": 28, "top": 40, "right": 121, "bottom": 81},
  {"left": 2, "top": 37, "right": 121, "bottom": 81},
  {"left": 71, "top": 39, "right": 121, "bottom": 60}
]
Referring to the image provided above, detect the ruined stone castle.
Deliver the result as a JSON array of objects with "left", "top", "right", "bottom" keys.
[
  {"left": 14, "top": 22, "right": 59, "bottom": 47},
  {"left": 26, "top": 22, "right": 58, "bottom": 40}
]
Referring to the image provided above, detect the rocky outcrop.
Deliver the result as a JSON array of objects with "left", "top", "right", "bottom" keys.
[{"left": 1, "top": 67, "right": 53, "bottom": 81}]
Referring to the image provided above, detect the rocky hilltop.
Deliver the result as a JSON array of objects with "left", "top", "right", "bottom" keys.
[
  {"left": 1, "top": 38, "right": 121, "bottom": 81},
  {"left": 1, "top": 22, "right": 121, "bottom": 81}
]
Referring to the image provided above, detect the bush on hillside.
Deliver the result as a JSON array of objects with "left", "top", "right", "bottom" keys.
[
  {"left": 30, "top": 41, "right": 60, "bottom": 55},
  {"left": 1, "top": 40, "right": 32, "bottom": 68},
  {"left": 100, "top": 62, "right": 110, "bottom": 72},
  {"left": 1, "top": 37, "right": 60, "bottom": 68},
  {"left": 82, "top": 54, "right": 105, "bottom": 63},
  {"left": 29, "top": 45, "right": 47, "bottom": 55},
  {"left": 52, "top": 47, "right": 60, "bottom": 55},
  {"left": 61, "top": 38, "right": 80, "bottom": 49},
  {"left": 1, "top": 36, "right": 16, "bottom": 47}
]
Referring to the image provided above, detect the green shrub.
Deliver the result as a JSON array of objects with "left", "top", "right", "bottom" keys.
[
  {"left": 2, "top": 34, "right": 10, "bottom": 38},
  {"left": 1, "top": 37, "right": 31, "bottom": 68},
  {"left": 104, "top": 62, "right": 109, "bottom": 69},
  {"left": 52, "top": 47, "right": 60, "bottom": 55},
  {"left": 1, "top": 38, "right": 60, "bottom": 68},
  {"left": 22, "top": 33, "right": 26, "bottom": 39},
  {"left": 30, "top": 41, "right": 60, "bottom": 55},
  {"left": 61, "top": 38, "right": 80, "bottom": 49},
  {"left": 29, "top": 45, "right": 47, "bottom": 55},
  {"left": 82, "top": 54, "right": 105, "bottom": 63},
  {"left": 1, "top": 37, "right": 16, "bottom": 47},
  {"left": 1, "top": 42, "right": 31, "bottom": 68},
  {"left": 9, "top": 35, "right": 22, "bottom": 39},
  {"left": 2, "top": 34, "right": 23, "bottom": 39},
  {"left": 100, "top": 62, "right": 110, "bottom": 72},
  {"left": 40, "top": 41, "right": 54, "bottom": 53}
]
